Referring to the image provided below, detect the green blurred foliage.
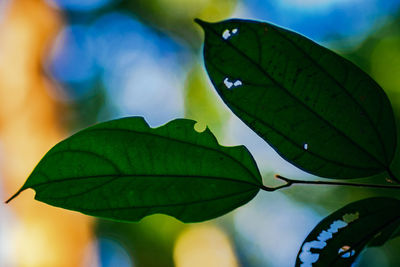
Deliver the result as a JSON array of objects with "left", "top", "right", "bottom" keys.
[
  {"left": 118, "top": 0, "right": 237, "bottom": 48},
  {"left": 343, "top": 13, "right": 400, "bottom": 112},
  {"left": 96, "top": 215, "right": 185, "bottom": 267},
  {"left": 61, "top": 83, "right": 110, "bottom": 132},
  {"left": 184, "top": 63, "right": 231, "bottom": 137}
]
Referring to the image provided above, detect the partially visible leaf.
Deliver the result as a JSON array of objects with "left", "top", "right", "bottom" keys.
[
  {"left": 7, "top": 117, "right": 262, "bottom": 222},
  {"left": 196, "top": 18, "right": 397, "bottom": 179},
  {"left": 295, "top": 197, "right": 400, "bottom": 267}
]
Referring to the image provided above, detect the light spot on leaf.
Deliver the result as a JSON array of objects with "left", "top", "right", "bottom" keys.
[
  {"left": 233, "top": 80, "right": 242, "bottom": 86},
  {"left": 299, "top": 219, "right": 350, "bottom": 265},
  {"left": 317, "top": 230, "right": 332, "bottom": 242},
  {"left": 303, "top": 143, "right": 308, "bottom": 150},
  {"left": 224, "top": 77, "right": 233, "bottom": 89},
  {"left": 342, "top": 212, "right": 359, "bottom": 223},
  {"left": 224, "top": 78, "right": 243, "bottom": 90},
  {"left": 222, "top": 29, "right": 231, "bottom": 40},
  {"left": 222, "top": 28, "right": 238, "bottom": 40},
  {"left": 298, "top": 240, "right": 324, "bottom": 266},
  {"left": 328, "top": 220, "right": 348, "bottom": 234},
  {"left": 338, "top": 245, "right": 355, "bottom": 258}
]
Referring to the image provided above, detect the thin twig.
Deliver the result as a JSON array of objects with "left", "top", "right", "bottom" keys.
[{"left": 260, "top": 174, "right": 400, "bottom": 192}]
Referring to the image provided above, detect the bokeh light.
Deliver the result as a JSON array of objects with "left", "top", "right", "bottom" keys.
[
  {"left": 48, "top": 24, "right": 97, "bottom": 99},
  {"left": 98, "top": 237, "right": 133, "bottom": 267},
  {"left": 48, "top": 0, "right": 114, "bottom": 12},
  {"left": 91, "top": 12, "right": 187, "bottom": 125},
  {"left": 240, "top": 0, "right": 400, "bottom": 43},
  {"left": 234, "top": 193, "right": 321, "bottom": 266},
  {"left": 174, "top": 225, "right": 239, "bottom": 267}
]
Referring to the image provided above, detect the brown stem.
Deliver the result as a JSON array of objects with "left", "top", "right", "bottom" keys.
[{"left": 260, "top": 174, "right": 400, "bottom": 192}]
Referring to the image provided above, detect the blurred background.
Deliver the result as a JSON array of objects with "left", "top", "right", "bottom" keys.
[{"left": 1, "top": 0, "right": 400, "bottom": 266}]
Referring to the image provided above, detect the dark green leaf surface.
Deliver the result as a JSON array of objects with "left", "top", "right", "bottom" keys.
[
  {"left": 296, "top": 197, "right": 400, "bottom": 266},
  {"left": 196, "top": 18, "right": 397, "bottom": 179},
  {"left": 8, "top": 117, "right": 262, "bottom": 222}
]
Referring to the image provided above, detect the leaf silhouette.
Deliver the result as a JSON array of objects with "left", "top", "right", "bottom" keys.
[
  {"left": 7, "top": 117, "right": 262, "bottom": 222},
  {"left": 296, "top": 197, "right": 400, "bottom": 266},
  {"left": 196, "top": 18, "right": 397, "bottom": 179}
]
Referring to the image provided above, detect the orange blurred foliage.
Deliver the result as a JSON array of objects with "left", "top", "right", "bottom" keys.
[{"left": 0, "top": 0, "right": 94, "bottom": 266}]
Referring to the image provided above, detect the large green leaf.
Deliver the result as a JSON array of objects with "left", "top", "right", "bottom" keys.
[
  {"left": 7, "top": 117, "right": 262, "bottom": 222},
  {"left": 296, "top": 197, "right": 400, "bottom": 266},
  {"left": 196, "top": 18, "right": 397, "bottom": 179}
]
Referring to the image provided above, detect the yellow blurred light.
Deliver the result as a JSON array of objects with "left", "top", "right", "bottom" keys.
[
  {"left": 14, "top": 220, "right": 62, "bottom": 266},
  {"left": 154, "top": 0, "right": 209, "bottom": 17},
  {"left": 138, "top": 214, "right": 185, "bottom": 246},
  {"left": 150, "top": 0, "right": 237, "bottom": 27},
  {"left": 184, "top": 64, "right": 230, "bottom": 137},
  {"left": 173, "top": 224, "right": 239, "bottom": 267},
  {"left": 196, "top": 0, "right": 237, "bottom": 21}
]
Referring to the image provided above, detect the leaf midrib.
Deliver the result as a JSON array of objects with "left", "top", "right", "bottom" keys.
[
  {"left": 32, "top": 172, "right": 260, "bottom": 193},
  {"left": 42, "top": 186, "right": 258, "bottom": 211},
  {"left": 75, "top": 127, "right": 262, "bottom": 185}
]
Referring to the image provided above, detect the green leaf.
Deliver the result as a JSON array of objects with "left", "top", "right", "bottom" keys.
[
  {"left": 196, "top": 18, "right": 397, "bottom": 179},
  {"left": 7, "top": 117, "right": 262, "bottom": 223},
  {"left": 296, "top": 197, "right": 400, "bottom": 266}
]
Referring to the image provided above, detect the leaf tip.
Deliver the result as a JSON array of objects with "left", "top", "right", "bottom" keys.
[
  {"left": 5, "top": 186, "right": 27, "bottom": 204},
  {"left": 194, "top": 18, "right": 211, "bottom": 29},
  {"left": 5, "top": 191, "right": 21, "bottom": 204}
]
